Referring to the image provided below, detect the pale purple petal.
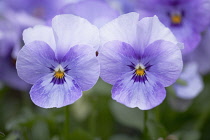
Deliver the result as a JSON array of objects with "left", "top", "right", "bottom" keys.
[
  {"left": 60, "top": 0, "right": 119, "bottom": 28},
  {"left": 100, "top": 12, "right": 139, "bottom": 47},
  {"left": 171, "top": 24, "right": 201, "bottom": 54},
  {"left": 30, "top": 74, "right": 82, "bottom": 108},
  {"left": 142, "top": 40, "right": 183, "bottom": 87},
  {"left": 136, "top": 16, "right": 179, "bottom": 53},
  {"left": 62, "top": 45, "right": 100, "bottom": 91},
  {"left": 16, "top": 41, "right": 57, "bottom": 84},
  {"left": 173, "top": 62, "right": 203, "bottom": 99},
  {"left": 23, "top": 25, "right": 56, "bottom": 51},
  {"left": 98, "top": 41, "right": 138, "bottom": 85},
  {"left": 52, "top": 14, "right": 99, "bottom": 58},
  {"left": 112, "top": 73, "right": 166, "bottom": 110},
  {"left": 184, "top": 0, "right": 210, "bottom": 32},
  {"left": 186, "top": 28, "right": 210, "bottom": 74},
  {"left": 0, "top": 57, "right": 30, "bottom": 91}
]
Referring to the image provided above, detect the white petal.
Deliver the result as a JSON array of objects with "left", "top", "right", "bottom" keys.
[
  {"left": 100, "top": 12, "right": 139, "bottom": 47},
  {"left": 52, "top": 14, "right": 99, "bottom": 57},
  {"left": 23, "top": 25, "right": 56, "bottom": 51}
]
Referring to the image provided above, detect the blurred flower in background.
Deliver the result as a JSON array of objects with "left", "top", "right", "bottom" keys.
[{"left": 136, "top": 0, "right": 210, "bottom": 54}]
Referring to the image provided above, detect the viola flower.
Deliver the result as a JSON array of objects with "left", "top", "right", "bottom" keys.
[
  {"left": 16, "top": 14, "right": 100, "bottom": 108},
  {"left": 137, "top": 0, "right": 210, "bottom": 54},
  {"left": 99, "top": 12, "right": 183, "bottom": 110},
  {"left": 173, "top": 62, "right": 203, "bottom": 100}
]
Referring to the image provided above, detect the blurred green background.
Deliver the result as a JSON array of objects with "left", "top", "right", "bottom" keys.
[{"left": 1, "top": 76, "right": 210, "bottom": 140}]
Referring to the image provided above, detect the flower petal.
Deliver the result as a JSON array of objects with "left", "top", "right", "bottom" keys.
[
  {"left": 142, "top": 40, "right": 183, "bottom": 87},
  {"left": 171, "top": 24, "right": 201, "bottom": 54},
  {"left": 30, "top": 74, "right": 82, "bottom": 108},
  {"left": 100, "top": 12, "right": 139, "bottom": 47},
  {"left": 52, "top": 14, "right": 99, "bottom": 58},
  {"left": 23, "top": 25, "right": 56, "bottom": 51},
  {"left": 136, "top": 16, "right": 178, "bottom": 53},
  {"left": 16, "top": 41, "right": 57, "bottom": 84},
  {"left": 62, "top": 44, "right": 100, "bottom": 91},
  {"left": 173, "top": 62, "right": 203, "bottom": 99},
  {"left": 98, "top": 40, "right": 137, "bottom": 85},
  {"left": 112, "top": 73, "right": 166, "bottom": 110}
]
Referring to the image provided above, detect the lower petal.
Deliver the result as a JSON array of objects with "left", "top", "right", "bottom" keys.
[
  {"left": 112, "top": 73, "right": 166, "bottom": 110},
  {"left": 30, "top": 74, "right": 82, "bottom": 108}
]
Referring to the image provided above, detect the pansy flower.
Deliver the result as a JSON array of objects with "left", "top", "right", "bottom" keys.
[
  {"left": 136, "top": 0, "right": 210, "bottom": 54},
  {"left": 98, "top": 12, "right": 183, "bottom": 110},
  {"left": 16, "top": 14, "right": 100, "bottom": 108}
]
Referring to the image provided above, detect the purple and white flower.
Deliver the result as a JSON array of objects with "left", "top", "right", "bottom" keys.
[
  {"left": 98, "top": 12, "right": 183, "bottom": 110},
  {"left": 16, "top": 14, "right": 100, "bottom": 108},
  {"left": 137, "top": 0, "right": 210, "bottom": 54}
]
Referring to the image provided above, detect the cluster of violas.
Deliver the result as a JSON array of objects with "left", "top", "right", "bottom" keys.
[{"left": 1, "top": 0, "right": 210, "bottom": 110}]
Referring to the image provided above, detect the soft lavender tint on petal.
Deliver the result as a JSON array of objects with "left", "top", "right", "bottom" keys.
[
  {"left": 173, "top": 62, "right": 203, "bottom": 99},
  {"left": 98, "top": 41, "right": 138, "bottom": 85},
  {"left": 185, "top": 0, "right": 210, "bottom": 32},
  {"left": 112, "top": 73, "right": 166, "bottom": 110},
  {"left": 62, "top": 45, "right": 100, "bottom": 91},
  {"left": 52, "top": 14, "right": 99, "bottom": 57},
  {"left": 142, "top": 40, "right": 183, "bottom": 87},
  {"left": 136, "top": 16, "right": 178, "bottom": 53},
  {"left": 186, "top": 28, "right": 210, "bottom": 74},
  {"left": 171, "top": 24, "right": 201, "bottom": 55},
  {"left": 23, "top": 25, "right": 56, "bottom": 51},
  {"left": 100, "top": 12, "right": 139, "bottom": 47},
  {"left": 16, "top": 41, "right": 57, "bottom": 84},
  {"left": 0, "top": 58, "right": 30, "bottom": 91},
  {"left": 30, "top": 74, "right": 82, "bottom": 108},
  {"left": 60, "top": 0, "right": 119, "bottom": 28}
]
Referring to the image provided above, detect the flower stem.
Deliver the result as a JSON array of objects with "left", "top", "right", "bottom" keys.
[
  {"left": 143, "top": 110, "right": 148, "bottom": 139},
  {"left": 64, "top": 106, "right": 70, "bottom": 139}
]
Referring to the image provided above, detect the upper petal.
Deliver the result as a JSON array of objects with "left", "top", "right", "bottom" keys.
[
  {"left": 112, "top": 73, "right": 166, "bottom": 110},
  {"left": 30, "top": 74, "right": 82, "bottom": 108},
  {"left": 100, "top": 12, "right": 139, "bottom": 47},
  {"left": 136, "top": 16, "right": 179, "bottom": 53},
  {"left": 23, "top": 25, "right": 56, "bottom": 51},
  {"left": 62, "top": 44, "right": 100, "bottom": 91},
  {"left": 52, "top": 14, "right": 100, "bottom": 58},
  {"left": 16, "top": 41, "right": 57, "bottom": 84}
]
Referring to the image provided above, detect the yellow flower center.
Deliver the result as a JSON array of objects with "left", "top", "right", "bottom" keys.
[
  {"left": 135, "top": 68, "right": 145, "bottom": 76},
  {"left": 171, "top": 14, "right": 182, "bottom": 24},
  {"left": 54, "top": 70, "right": 65, "bottom": 79}
]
